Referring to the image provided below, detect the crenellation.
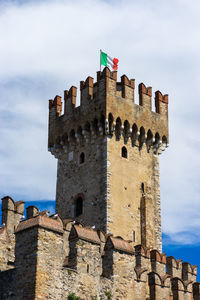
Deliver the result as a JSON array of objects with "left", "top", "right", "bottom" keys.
[
  {"left": 182, "top": 262, "right": 197, "bottom": 282},
  {"left": 155, "top": 90, "right": 168, "bottom": 117},
  {"left": 15, "top": 201, "right": 25, "bottom": 214},
  {"left": 64, "top": 86, "right": 77, "bottom": 115},
  {"left": 150, "top": 250, "right": 166, "bottom": 275},
  {"left": 171, "top": 277, "right": 193, "bottom": 299},
  {"left": 48, "top": 68, "right": 168, "bottom": 160},
  {"left": 139, "top": 82, "right": 152, "bottom": 110},
  {"left": 167, "top": 256, "right": 183, "bottom": 278},
  {"left": 120, "top": 74, "right": 135, "bottom": 100},
  {"left": 0, "top": 197, "right": 22, "bottom": 272},
  {"left": 135, "top": 244, "right": 151, "bottom": 272},
  {"left": 1, "top": 196, "right": 25, "bottom": 236},
  {"left": 68, "top": 225, "right": 101, "bottom": 275},
  {"left": 148, "top": 272, "right": 171, "bottom": 300},
  {"left": 26, "top": 205, "right": 39, "bottom": 219},
  {"left": 50, "top": 95, "right": 62, "bottom": 116},
  {"left": 80, "top": 76, "right": 94, "bottom": 106},
  {"left": 103, "top": 236, "right": 135, "bottom": 279},
  {"left": 97, "top": 67, "right": 117, "bottom": 82}
]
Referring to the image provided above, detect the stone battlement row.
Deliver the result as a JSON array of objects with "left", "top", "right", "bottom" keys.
[
  {"left": 48, "top": 68, "right": 169, "bottom": 153},
  {"left": 49, "top": 67, "right": 168, "bottom": 119},
  {"left": 14, "top": 208, "right": 197, "bottom": 282},
  {"left": 0, "top": 196, "right": 199, "bottom": 299}
]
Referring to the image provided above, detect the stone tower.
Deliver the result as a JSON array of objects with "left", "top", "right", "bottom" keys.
[
  {"left": 1, "top": 67, "right": 200, "bottom": 300},
  {"left": 48, "top": 67, "right": 168, "bottom": 251}
]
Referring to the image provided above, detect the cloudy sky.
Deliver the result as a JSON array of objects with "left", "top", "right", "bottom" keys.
[{"left": 0, "top": 0, "right": 200, "bottom": 252}]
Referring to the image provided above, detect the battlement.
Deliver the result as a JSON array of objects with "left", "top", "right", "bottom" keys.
[
  {"left": 1, "top": 196, "right": 25, "bottom": 235},
  {"left": 50, "top": 67, "right": 167, "bottom": 115},
  {"left": 12, "top": 210, "right": 198, "bottom": 284},
  {"left": 0, "top": 198, "right": 199, "bottom": 299},
  {"left": 2, "top": 196, "right": 25, "bottom": 216},
  {"left": 48, "top": 67, "right": 168, "bottom": 158}
]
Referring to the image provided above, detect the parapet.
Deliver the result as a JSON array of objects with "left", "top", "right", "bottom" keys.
[
  {"left": 1, "top": 196, "right": 25, "bottom": 235},
  {"left": 182, "top": 262, "right": 197, "bottom": 281},
  {"left": 167, "top": 256, "right": 183, "bottom": 278},
  {"left": 69, "top": 224, "right": 101, "bottom": 244},
  {"left": 105, "top": 236, "right": 134, "bottom": 254},
  {"left": 155, "top": 90, "right": 168, "bottom": 115},
  {"left": 49, "top": 95, "right": 62, "bottom": 117},
  {"left": 15, "top": 214, "right": 64, "bottom": 234},
  {"left": 26, "top": 205, "right": 39, "bottom": 219},
  {"left": 135, "top": 244, "right": 150, "bottom": 258},
  {"left": 139, "top": 83, "right": 152, "bottom": 110},
  {"left": 48, "top": 67, "right": 169, "bottom": 157},
  {"left": 150, "top": 249, "right": 166, "bottom": 275},
  {"left": 2, "top": 196, "right": 24, "bottom": 216}
]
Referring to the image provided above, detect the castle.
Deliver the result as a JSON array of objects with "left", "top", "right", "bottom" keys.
[{"left": 0, "top": 67, "right": 199, "bottom": 299}]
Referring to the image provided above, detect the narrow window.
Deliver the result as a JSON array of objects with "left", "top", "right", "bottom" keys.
[
  {"left": 80, "top": 152, "right": 85, "bottom": 164},
  {"left": 133, "top": 231, "right": 135, "bottom": 242},
  {"left": 122, "top": 146, "right": 127, "bottom": 158},
  {"left": 141, "top": 183, "right": 144, "bottom": 193},
  {"left": 87, "top": 264, "right": 90, "bottom": 273},
  {"left": 75, "top": 197, "right": 83, "bottom": 217}
]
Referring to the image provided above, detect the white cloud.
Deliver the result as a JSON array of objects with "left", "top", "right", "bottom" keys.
[{"left": 0, "top": 0, "right": 200, "bottom": 244}]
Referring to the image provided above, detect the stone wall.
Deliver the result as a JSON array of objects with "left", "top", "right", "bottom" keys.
[
  {"left": 48, "top": 67, "right": 168, "bottom": 250},
  {"left": 1, "top": 68, "right": 200, "bottom": 300},
  {"left": 0, "top": 200, "right": 199, "bottom": 300},
  {"left": 55, "top": 138, "right": 108, "bottom": 233}
]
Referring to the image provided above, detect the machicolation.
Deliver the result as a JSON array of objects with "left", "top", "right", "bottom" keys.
[{"left": 48, "top": 67, "right": 168, "bottom": 158}]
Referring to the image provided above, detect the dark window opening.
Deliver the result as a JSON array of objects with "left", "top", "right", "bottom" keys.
[
  {"left": 115, "top": 117, "right": 122, "bottom": 140},
  {"left": 75, "top": 197, "right": 83, "bottom": 217},
  {"left": 87, "top": 264, "right": 90, "bottom": 273},
  {"left": 141, "top": 183, "right": 144, "bottom": 193},
  {"left": 108, "top": 113, "right": 114, "bottom": 135},
  {"left": 80, "top": 152, "right": 85, "bottom": 164},
  {"left": 133, "top": 231, "right": 135, "bottom": 242},
  {"left": 122, "top": 146, "right": 127, "bottom": 158}
]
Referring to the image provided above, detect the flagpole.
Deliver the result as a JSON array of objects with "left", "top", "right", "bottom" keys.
[{"left": 100, "top": 49, "right": 102, "bottom": 72}]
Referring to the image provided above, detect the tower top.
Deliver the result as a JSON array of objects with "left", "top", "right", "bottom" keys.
[{"left": 48, "top": 67, "right": 168, "bottom": 156}]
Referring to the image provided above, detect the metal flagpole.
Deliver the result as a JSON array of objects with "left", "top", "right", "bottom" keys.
[{"left": 100, "top": 49, "right": 102, "bottom": 72}]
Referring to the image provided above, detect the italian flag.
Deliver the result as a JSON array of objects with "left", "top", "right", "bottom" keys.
[{"left": 100, "top": 51, "right": 119, "bottom": 71}]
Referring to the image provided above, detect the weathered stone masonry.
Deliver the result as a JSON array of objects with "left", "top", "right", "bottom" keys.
[
  {"left": 0, "top": 197, "right": 199, "bottom": 299},
  {"left": 0, "top": 67, "right": 199, "bottom": 299},
  {"left": 49, "top": 67, "right": 168, "bottom": 250}
]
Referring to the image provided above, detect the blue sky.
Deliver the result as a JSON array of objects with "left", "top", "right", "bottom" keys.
[{"left": 0, "top": 0, "right": 200, "bottom": 278}]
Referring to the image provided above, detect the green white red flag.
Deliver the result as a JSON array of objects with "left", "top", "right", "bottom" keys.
[{"left": 100, "top": 51, "right": 119, "bottom": 71}]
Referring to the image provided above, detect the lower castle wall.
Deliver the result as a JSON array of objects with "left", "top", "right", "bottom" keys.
[{"left": 0, "top": 206, "right": 199, "bottom": 300}]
